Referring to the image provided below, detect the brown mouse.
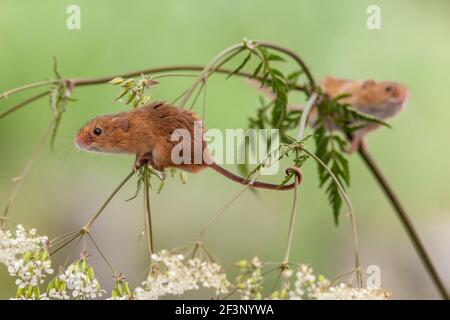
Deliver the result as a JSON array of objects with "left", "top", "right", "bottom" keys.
[
  {"left": 249, "top": 77, "right": 409, "bottom": 152},
  {"left": 75, "top": 101, "right": 301, "bottom": 190}
]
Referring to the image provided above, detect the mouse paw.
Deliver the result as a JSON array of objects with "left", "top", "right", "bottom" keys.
[
  {"left": 133, "top": 159, "right": 146, "bottom": 172},
  {"left": 134, "top": 155, "right": 149, "bottom": 172}
]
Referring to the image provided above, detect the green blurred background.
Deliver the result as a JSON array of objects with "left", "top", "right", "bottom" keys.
[{"left": 1, "top": 0, "right": 449, "bottom": 299}]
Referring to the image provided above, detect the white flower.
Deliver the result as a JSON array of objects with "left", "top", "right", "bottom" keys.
[
  {"left": 48, "top": 255, "right": 106, "bottom": 300},
  {"left": 1, "top": 225, "right": 53, "bottom": 299},
  {"left": 235, "top": 257, "right": 264, "bottom": 300},
  {"left": 315, "top": 283, "right": 390, "bottom": 300},
  {"left": 288, "top": 264, "right": 329, "bottom": 300},
  {"left": 0, "top": 225, "right": 48, "bottom": 265},
  {"left": 134, "top": 250, "right": 230, "bottom": 300},
  {"left": 188, "top": 258, "right": 230, "bottom": 295}
]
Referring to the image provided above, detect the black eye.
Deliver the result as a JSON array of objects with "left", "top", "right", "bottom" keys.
[
  {"left": 93, "top": 128, "right": 102, "bottom": 136},
  {"left": 385, "top": 86, "right": 393, "bottom": 93}
]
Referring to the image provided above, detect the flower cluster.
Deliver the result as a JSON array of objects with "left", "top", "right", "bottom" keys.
[
  {"left": 315, "top": 283, "right": 390, "bottom": 300},
  {"left": 235, "top": 257, "right": 264, "bottom": 300},
  {"left": 47, "top": 253, "right": 105, "bottom": 300},
  {"left": 109, "top": 273, "right": 133, "bottom": 300},
  {"left": 134, "top": 250, "right": 230, "bottom": 300},
  {"left": 0, "top": 224, "right": 48, "bottom": 265},
  {"left": 234, "top": 257, "right": 390, "bottom": 300},
  {"left": 1, "top": 225, "right": 53, "bottom": 299},
  {"left": 288, "top": 264, "right": 330, "bottom": 300}
]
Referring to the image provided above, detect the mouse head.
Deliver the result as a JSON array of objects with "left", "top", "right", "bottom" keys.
[
  {"left": 75, "top": 113, "right": 132, "bottom": 154},
  {"left": 359, "top": 80, "right": 409, "bottom": 112}
]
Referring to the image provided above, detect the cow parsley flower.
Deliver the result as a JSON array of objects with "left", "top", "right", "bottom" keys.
[
  {"left": 235, "top": 257, "right": 264, "bottom": 300},
  {"left": 1, "top": 225, "right": 53, "bottom": 299},
  {"left": 235, "top": 257, "right": 390, "bottom": 301},
  {"left": 288, "top": 264, "right": 330, "bottom": 300},
  {"left": 315, "top": 283, "right": 390, "bottom": 300},
  {"left": 0, "top": 224, "right": 48, "bottom": 265},
  {"left": 48, "top": 252, "right": 105, "bottom": 300},
  {"left": 133, "top": 250, "right": 229, "bottom": 300},
  {"left": 109, "top": 272, "right": 133, "bottom": 300}
]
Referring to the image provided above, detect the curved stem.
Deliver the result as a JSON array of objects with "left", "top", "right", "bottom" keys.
[
  {"left": 179, "top": 44, "right": 244, "bottom": 107},
  {"left": 296, "top": 93, "right": 318, "bottom": 141},
  {"left": 302, "top": 147, "right": 362, "bottom": 288},
  {"left": 255, "top": 40, "right": 316, "bottom": 88},
  {"left": 0, "top": 65, "right": 307, "bottom": 111},
  {"left": 358, "top": 146, "right": 449, "bottom": 299}
]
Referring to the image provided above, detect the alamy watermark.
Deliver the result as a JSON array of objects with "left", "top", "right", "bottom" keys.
[
  {"left": 66, "top": 5, "right": 81, "bottom": 30},
  {"left": 366, "top": 5, "right": 381, "bottom": 30},
  {"left": 170, "top": 121, "right": 281, "bottom": 175}
]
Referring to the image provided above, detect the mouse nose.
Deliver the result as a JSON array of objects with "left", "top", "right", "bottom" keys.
[{"left": 75, "top": 132, "right": 83, "bottom": 146}]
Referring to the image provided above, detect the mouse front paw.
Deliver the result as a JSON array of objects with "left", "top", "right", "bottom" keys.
[{"left": 134, "top": 154, "right": 151, "bottom": 172}]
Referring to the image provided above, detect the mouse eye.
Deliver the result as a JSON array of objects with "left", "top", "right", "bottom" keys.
[
  {"left": 93, "top": 128, "right": 102, "bottom": 136},
  {"left": 385, "top": 85, "right": 393, "bottom": 93}
]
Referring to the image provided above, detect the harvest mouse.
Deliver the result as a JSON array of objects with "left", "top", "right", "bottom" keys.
[
  {"left": 75, "top": 101, "right": 301, "bottom": 190},
  {"left": 250, "top": 77, "right": 409, "bottom": 152}
]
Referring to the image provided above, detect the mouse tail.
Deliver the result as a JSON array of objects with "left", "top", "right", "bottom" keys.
[{"left": 209, "top": 163, "right": 301, "bottom": 191}]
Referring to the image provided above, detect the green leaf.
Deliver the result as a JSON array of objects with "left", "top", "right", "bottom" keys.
[
  {"left": 227, "top": 52, "right": 252, "bottom": 79},
  {"left": 251, "top": 62, "right": 263, "bottom": 79},
  {"left": 267, "top": 53, "right": 286, "bottom": 62}
]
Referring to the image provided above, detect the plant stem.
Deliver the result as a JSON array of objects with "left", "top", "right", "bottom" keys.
[
  {"left": 282, "top": 172, "right": 300, "bottom": 264},
  {"left": 357, "top": 146, "right": 449, "bottom": 299},
  {"left": 143, "top": 168, "right": 154, "bottom": 256},
  {"left": 179, "top": 44, "right": 244, "bottom": 107},
  {"left": 296, "top": 93, "right": 317, "bottom": 141},
  {"left": 87, "top": 232, "right": 117, "bottom": 275},
  {"left": 0, "top": 91, "right": 50, "bottom": 119},
  {"left": 82, "top": 170, "right": 136, "bottom": 231},
  {"left": 254, "top": 41, "right": 316, "bottom": 88},
  {"left": 1, "top": 119, "right": 55, "bottom": 224},
  {"left": 0, "top": 80, "right": 58, "bottom": 99},
  {"left": 302, "top": 147, "right": 362, "bottom": 288}
]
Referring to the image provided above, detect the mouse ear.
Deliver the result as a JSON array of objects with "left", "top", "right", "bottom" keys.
[
  {"left": 112, "top": 117, "right": 130, "bottom": 132},
  {"left": 362, "top": 80, "right": 376, "bottom": 89}
]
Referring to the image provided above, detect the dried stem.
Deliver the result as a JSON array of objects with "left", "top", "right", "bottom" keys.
[
  {"left": 302, "top": 147, "right": 362, "bottom": 288},
  {"left": 142, "top": 168, "right": 154, "bottom": 256},
  {"left": 82, "top": 170, "right": 136, "bottom": 231},
  {"left": 2, "top": 119, "right": 55, "bottom": 224},
  {"left": 0, "top": 80, "right": 58, "bottom": 99},
  {"left": 282, "top": 168, "right": 302, "bottom": 264},
  {"left": 0, "top": 91, "right": 50, "bottom": 119},
  {"left": 357, "top": 146, "right": 449, "bottom": 299},
  {"left": 87, "top": 231, "right": 117, "bottom": 275}
]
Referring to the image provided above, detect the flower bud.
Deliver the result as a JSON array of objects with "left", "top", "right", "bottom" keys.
[{"left": 109, "top": 77, "right": 124, "bottom": 85}]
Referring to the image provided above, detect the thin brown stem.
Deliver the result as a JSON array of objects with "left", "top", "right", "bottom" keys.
[
  {"left": 255, "top": 41, "right": 315, "bottom": 88},
  {"left": 0, "top": 80, "right": 58, "bottom": 100},
  {"left": 357, "top": 146, "right": 449, "bottom": 299},
  {"left": 0, "top": 91, "right": 50, "bottom": 119},
  {"left": 87, "top": 231, "right": 117, "bottom": 275},
  {"left": 2, "top": 119, "right": 55, "bottom": 223},
  {"left": 282, "top": 168, "right": 302, "bottom": 264},
  {"left": 302, "top": 147, "right": 362, "bottom": 287},
  {"left": 143, "top": 168, "right": 154, "bottom": 256},
  {"left": 82, "top": 170, "right": 136, "bottom": 231}
]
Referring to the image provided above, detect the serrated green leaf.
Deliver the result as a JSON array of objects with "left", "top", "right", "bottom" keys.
[{"left": 227, "top": 52, "right": 252, "bottom": 79}]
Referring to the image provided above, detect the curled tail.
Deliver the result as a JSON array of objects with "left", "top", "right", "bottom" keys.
[{"left": 210, "top": 163, "right": 302, "bottom": 191}]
